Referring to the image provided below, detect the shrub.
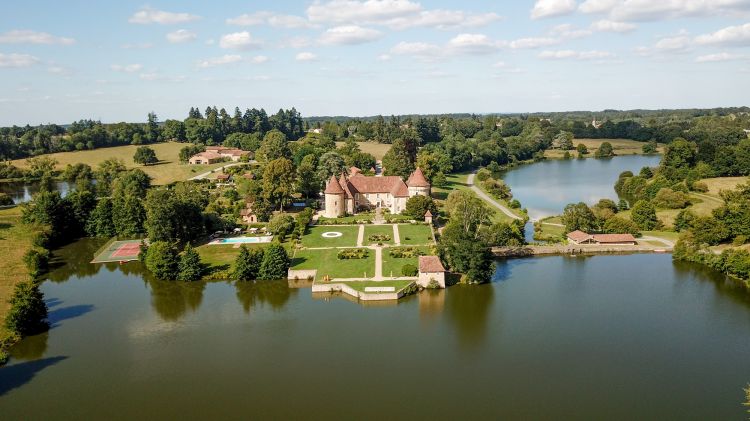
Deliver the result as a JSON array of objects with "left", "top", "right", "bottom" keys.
[
  {"left": 404, "top": 195, "right": 437, "bottom": 220},
  {"left": 368, "top": 233, "right": 391, "bottom": 242},
  {"left": 389, "top": 247, "right": 425, "bottom": 258},
  {"left": 691, "top": 182, "right": 708, "bottom": 193},
  {"left": 0, "top": 192, "right": 13, "bottom": 206},
  {"left": 674, "top": 209, "right": 696, "bottom": 232},
  {"left": 476, "top": 168, "right": 491, "bottom": 182},
  {"left": 267, "top": 214, "right": 296, "bottom": 237},
  {"left": 691, "top": 217, "right": 730, "bottom": 245},
  {"left": 631, "top": 200, "right": 660, "bottom": 230},
  {"left": 594, "top": 142, "right": 614, "bottom": 158},
  {"left": 337, "top": 248, "right": 369, "bottom": 259},
  {"left": 482, "top": 178, "right": 512, "bottom": 200},
  {"left": 639, "top": 166, "right": 653, "bottom": 178},
  {"left": 733, "top": 235, "right": 748, "bottom": 247},
  {"left": 23, "top": 248, "right": 50, "bottom": 278},
  {"left": 603, "top": 216, "right": 640, "bottom": 235},
  {"left": 509, "top": 199, "right": 521, "bottom": 209},
  {"left": 401, "top": 264, "right": 418, "bottom": 277},
  {"left": 426, "top": 279, "right": 441, "bottom": 289},
  {"left": 5, "top": 281, "right": 48, "bottom": 336},
  {"left": 653, "top": 188, "right": 690, "bottom": 209}
]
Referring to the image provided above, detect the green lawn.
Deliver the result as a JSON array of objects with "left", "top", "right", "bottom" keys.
[
  {"left": 397, "top": 224, "right": 434, "bottom": 245},
  {"left": 302, "top": 225, "right": 360, "bottom": 248},
  {"left": 342, "top": 280, "right": 414, "bottom": 293},
  {"left": 432, "top": 171, "right": 471, "bottom": 201},
  {"left": 364, "top": 224, "right": 395, "bottom": 245},
  {"left": 318, "top": 213, "right": 374, "bottom": 224},
  {"left": 381, "top": 246, "right": 432, "bottom": 278},
  {"left": 291, "top": 248, "right": 375, "bottom": 279}
]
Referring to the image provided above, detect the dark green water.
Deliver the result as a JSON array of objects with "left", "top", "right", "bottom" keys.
[{"left": 2, "top": 239, "right": 750, "bottom": 420}]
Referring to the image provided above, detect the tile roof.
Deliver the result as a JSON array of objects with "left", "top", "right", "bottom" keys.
[
  {"left": 324, "top": 175, "right": 345, "bottom": 194},
  {"left": 347, "top": 175, "right": 410, "bottom": 197},
  {"left": 192, "top": 151, "right": 222, "bottom": 160},
  {"left": 591, "top": 233, "right": 637, "bottom": 243},
  {"left": 566, "top": 230, "right": 592, "bottom": 242},
  {"left": 406, "top": 167, "right": 430, "bottom": 187},
  {"left": 419, "top": 256, "right": 446, "bottom": 273}
]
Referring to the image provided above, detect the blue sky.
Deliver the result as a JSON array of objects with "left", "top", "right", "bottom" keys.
[{"left": 1, "top": 0, "right": 750, "bottom": 125}]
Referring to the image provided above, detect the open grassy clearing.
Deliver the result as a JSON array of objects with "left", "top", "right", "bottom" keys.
[
  {"left": 317, "top": 213, "right": 374, "bottom": 224},
  {"left": 699, "top": 177, "right": 747, "bottom": 198},
  {"left": 11, "top": 142, "right": 226, "bottom": 185},
  {"left": 619, "top": 191, "right": 723, "bottom": 229},
  {"left": 432, "top": 171, "right": 471, "bottom": 201},
  {"left": 397, "top": 224, "right": 434, "bottom": 245},
  {"left": 364, "top": 224, "right": 395, "bottom": 245},
  {"left": 292, "top": 248, "right": 375, "bottom": 279},
  {"left": 195, "top": 242, "right": 270, "bottom": 270},
  {"left": 342, "top": 279, "right": 414, "bottom": 293},
  {"left": 472, "top": 178, "right": 526, "bottom": 223},
  {"left": 544, "top": 138, "right": 663, "bottom": 159},
  {"left": 0, "top": 207, "right": 41, "bottom": 352},
  {"left": 302, "top": 225, "right": 360, "bottom": 248},
  {"left": 381, "top": 245, "right": 432, "bottom": 277},
  {"left": 335, "top": 141, "right": 391, "bottom": 160}
]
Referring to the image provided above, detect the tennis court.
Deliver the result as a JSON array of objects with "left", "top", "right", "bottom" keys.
[{"left": 91, "top": 239, "right": 146, "bottom": 263}]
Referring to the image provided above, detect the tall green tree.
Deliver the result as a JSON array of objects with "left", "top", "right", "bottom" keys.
[
  {"left": 297, "top": 154, "right": 320, "bottom": 198},
  {"left": 144, "top": 241, "right": 179, "bottom": 280},
  {"left": 262, "top": 158, "right": 295, "bottom": 211},
  {"left": 561, "top": 202, "right": 596, "bottom": 232},
  {"left": 133, "top": 146, "right": 158, "bottom": 166},
  {"left": 5, "top": 281, "right": 48, "bottom": 336},
  {"left": 233, "top": 245, "right": 264, "bottom": 281},
  {"left": 258, "top": 243, "right": 289, "bottom": 280},
  {"left": 257, "top": 130, "right": 289, "bottom": 162},
  {"left": 630, "top": 200, "right": 659, "bottom": 230},
  {"left": 177, "top": 244, "right": 203, "bottom": 282}
]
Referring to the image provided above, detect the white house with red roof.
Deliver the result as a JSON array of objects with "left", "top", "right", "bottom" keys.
[{"left": 323, "top": 167, "right": 431, "bottom": 218}]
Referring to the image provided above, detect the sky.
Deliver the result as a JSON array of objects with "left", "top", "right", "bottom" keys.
[{"left": 1, "top": 0, "right": 750, "bottom": 125}]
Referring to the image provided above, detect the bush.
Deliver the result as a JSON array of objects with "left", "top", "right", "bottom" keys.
[
  {"left": 5, "top": 281, "right": 48, "bottom": 336},
  {"left": 401, "top": 264, "right": 418, "bottom": 277},
  {"left": 337, "top": 248, "right": 369, "bottom": 259},
  {"left": 368, "top": 233, "right": 391, "bottom": 242},
  {"left": 674, "top": 209, "right": 696, "bottom": 232},
  {"left": 426, "top": 279, "right": 441, "bottom": 289},
  {"left": 404, "top": 195, "right": 437, "bottom": 220},
  {"left": 0, "top": 192, "right": 13, "bottom": 206},
  {"left": 23, "top": 248, "right": 50, "bottom": 278},
  {"left": 733, "top": 235, "right": 748, "bottom": 246},
  {"left": 482, "top": 178, "right": 512, "bottom": 200},
  {"left": 691, "top": 216, "right": 730, "bottom": 246},
  {"left": 691, "top": 182, "right": 708, "bottom": 193},
  {"left": 639, "top": 166, "right": 653, "bottom": 178},
  {"left": 389, "top": 247, "right": 425, "bottom": 258},
  {"left": 653, "top": 188, "right": 690, "bottom": 209},
  {"left": 594, "top": 142, "right": 614, "bottom": 158},
  {"left": 631, "top": 200, "right": 660, "bottom": 230},
  {"left": 509, "top": 199, "right": 521, "bottom": 209},
  {"left": 476, "top": 168, "right": 491, "bottom": 182},
  {"left": 603, "top": 216, "right": 640, "bottom": 235}
]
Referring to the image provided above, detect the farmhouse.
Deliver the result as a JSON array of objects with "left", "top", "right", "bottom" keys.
[
  {"left": 567, "top": 230, "right": 637, "bottom": 245},
  {"left": 418, "top": 256, "right": 446, "bottom": 288},
  {"left": 323, "top": 167, "right": 431, "bottom": 218},
  {"left": 188, "top": 146, "right": 250, "bottom": 164}
]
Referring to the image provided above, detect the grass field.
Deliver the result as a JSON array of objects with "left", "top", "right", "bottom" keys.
[
  {"left": 700, "top": 177, "right": 747, "bottom": 197},
  {"left": 544, "top": 139, "right": 663, "bottom": 159},
  {"left": 292, "top": 248, "right": 375, "bottom": 279},
  {"left": 364, "top": 224, "right": 395, "bottom": 245},
  {"left": 302, "top": 225, "right": 360, "bottom": 248},
  {"left": 335, "top": 141, "right": 391, "bottom": 160},
  {"left": 432, "top": 171, "right": 472, "bottom": 201},
  {"left": 381, "top": 246, "right": 431, "bottom": 277},
  {"left": 397, "top": 224, "right": 433, "bottom": 245},
  {"left": 11, "top": 142, "right": 226, "bottom": 185},
  {"left": 0, "top": 207, "right": 42, "bottom": 357},
  {"left": 343, "top": 279, "right": 414, "bottom": 293}
]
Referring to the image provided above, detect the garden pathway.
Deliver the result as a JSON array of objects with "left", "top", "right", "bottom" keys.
[
  {"left": 392, "top": 224, "right": 401, "bottom": 245},
  {"left": 357, "top": 224, "right": 365, "bottom": 247},
  {"left": 374, "top": 246, "right": 383, "bottom": 280}
]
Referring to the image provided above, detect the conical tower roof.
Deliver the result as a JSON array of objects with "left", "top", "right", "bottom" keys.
[
  {"left": 406, "top": 167, "right": 430, "bottom": 187},
  {"left": 324, "top": 175, "right": 345, "bottom": 194}
]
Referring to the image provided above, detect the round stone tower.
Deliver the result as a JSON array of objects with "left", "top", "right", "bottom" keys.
[
  {"left": 324, "top": 175, "right": 345, "bottom": 218},
  {"left": 406, "top": 167, "right": 431, "bottom": 197}
]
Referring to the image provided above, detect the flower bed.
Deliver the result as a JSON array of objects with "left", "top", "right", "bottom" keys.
[
  {"left": 368, "top": 234, "right": 391, "bottom": 242},
  {"left": 337, "top": 248, "right": 369, "bottom": 260},
  {"left": 388, "top": 246, "right": 426, "bottom": 258}
]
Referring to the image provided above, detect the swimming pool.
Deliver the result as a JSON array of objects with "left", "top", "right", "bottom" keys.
[{"left": 211, "top": 235, "right": 274, "bottom": 245}]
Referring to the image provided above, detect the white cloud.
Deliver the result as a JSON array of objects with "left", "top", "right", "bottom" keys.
[
  {"left": 227, "top": 11, "right": 315, "bottom": 29},
  {"left": 581, "top": 0, "right": 750, "bottom": 22},
  {"left": 538, "top": 49, "right": 615, "bottom": 60},
  {"left": 377, "top": 54, "right": 391, "bottom": 61},
  {"left": 695, "top": 23, "right": 750, "bottom": 47},
  {"left": 447, "top": 33, "right": 504, "bottom": 54},
  {"left": 654, "top": 33, "right": 692, "bottom": 51},
  {"left": 318, "top": 25, "right": 382, "bottom": 45},
  {"left": 590, "top": 19, "right": 636, "bottom": 33},
  {"left": 296, "top": 52, "right": 318, "bottom": 61},
  {"left": 0, "top": 30, "right": 74, "bottom": 45},
  {"left": 129, "top": 7, "right": 200, "bottom": 25},
  {"left": 307, "top": 0, "right": 421, "bottom": 24},
  {"left": 197, "top": 55, "right": 243, "bottom": 68},
  {"left": 250, "top": 55, "right": 269, "bottom": 64},
  {"left": 509, "top": 37, "right": 560, "bottom": 49},
  {"left": 279, "top": 36, "right": 312, "bottom": 48},
  {"left": 390, "top": 41, "right": 442, "bottom": 59},
  {"left": 166, "top": 29, "right": 196, "bottom": 44},
  {"left": 531, "top": 0, "right": 578, "bottom": 19},
  {"left": 695, "top": 52, "right": 744, "bottom": 62},
  {"left": 219, "top": 31, "right": 262, "bottom": 50},
  {"left": 110, "top": 64, "right": 143, "bottom": 73},
  {"left": 385, "top": 10, "right": 501, "bottom": 30},
  {"left": 550, "top": 23, "right": 593, "bottom": 39},
  {"left": 0, "top": 53, "right": 39, "bottom": 68}
]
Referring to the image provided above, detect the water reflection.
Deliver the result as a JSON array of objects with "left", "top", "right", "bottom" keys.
[
  {"left": 672, "top": 260, "right": 750, "bottom": 308},
  {"left": 418, "top": 289, "right": 445, "bottom": 322},
  {"left": 0, "top": 180, "right": 71, "bottom": 204},
  {"left": 47, "top": 238, "right": 108, "bottom": 283},
  {"left": 147, "top": 279, "right": 205, "bottom": 322},
  {"left": 236, "top": 279, "right": 295, "bottom": 313},
  {"left": 8, "top": 332, "right": 49, "bottom": 361},
  {"left": 444, "top": 283, "right": 495, "bottom": 349}
]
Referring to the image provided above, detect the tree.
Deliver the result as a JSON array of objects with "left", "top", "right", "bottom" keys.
[
  {"left": 262, "top": 158, "right": 295, "bottom": 210},
  {"left": 576, "top": 143, "right": 588, "bottom": 157},
  {"left": 162, "top": 119, "right": 186, "bottom": 141},
  {"left": 267, "top": 214, "right": 296, "bottom": 238},
  {"left": 0, "top": 192, "right": 13, "bottom": 206},
  {"left": 642, "top": 140, "right": 658, "bottom": 154},
  {"left": 145, "top": 112, "right": 160, "bottom": 143},
  {"left": 382, "top": 137, "right": 416, "bottom": 179},
  {"left": 257, "top": 129, "right": 289, "bottom": 162},
  {"left": 594, "top": 142, "right": 614, "bottom": 158},
  {"left": 415, "top": 149, "right": 452, "bottom": 185},
  {"left": 602, "top": 216, "right": 640, "bottom": 235},
  {"left": 144, "top": 241, "right": 179, "bottom": 280},
  {"left": 94, "top": 158, "right": 127, "bottom": 195},
  {"left": 258, "top": 242, "right": 289, "bottom": 280},
  {"left": 133, "top": 146, "right": 158, "bottom": 166},
  {"left": 177, "top": 244, "right": 203, "bottom": 282},
  {"left": 144, "top": 189, "right": 205, "bottom": 243},
  {"left": 554, "top": 131, "right": 574, "bottom": 150},
  {"left": 630, "top": 200, "right": 659, "bottom": 230},
  {"left": 5, "top": 281, "right": 48, "bottom": 336},
  {"left": 179, "top": 144, "right": 205, "bottom": 163},
  {"left": 86, "top": 197, "right": 116, "bottom": 237},
  {"left": 297, "top": 154, "right": 320, "bottom": 198},
  {"left": 561, "top": 202, "right": 596, "bottom": 232},
  {"left": 438, "top": 222, "right": 493, "bottom": 284},
  {"left": 445, "top": 190, "right": 491, "bottom": 234},
  {"left": 233, "top": 245, "right": 264, "bottom": 281},
  {"left": 316, "top": 151, "right": 347, "bottom": 183},
  {"left": 404, "top": 195, "right": 437, "bottom": 219}
]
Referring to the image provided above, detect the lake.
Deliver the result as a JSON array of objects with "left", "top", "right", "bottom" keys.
[
  {"left": 1, "top": 239, "right": 750, "bottom": 419},
  {"left": 0, "top": 180, "right": 71, "bottom": 204},
  {"left": 502, "top": 155, "right": 662, "bottom": 220}
]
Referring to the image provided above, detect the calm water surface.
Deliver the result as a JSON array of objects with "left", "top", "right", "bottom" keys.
[
  {"left": 502, "top": 155, "right": 662, "bottom": 219},
  {"left": 2, "top": 239, "right": 750, "bottom": 420},
  {"left": 0, "top": 180, "right": 71, "bottom": 204}
]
